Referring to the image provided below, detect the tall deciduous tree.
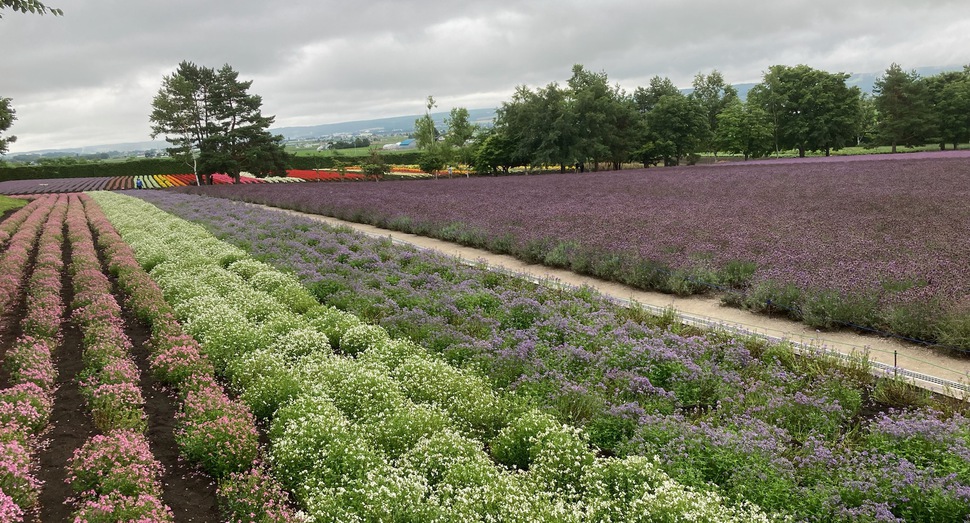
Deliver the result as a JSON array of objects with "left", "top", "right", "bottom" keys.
[
  {"left": 643, "top": 92, "right": 710, "bottom": 166},
  {"left": 690, "top": 70, "right": 738, "bottom": 154},
  {"left": 873, "top": 63, "right": 934, "bottom": 153},
  {"left": 924, "top": 68, "right": 970, "bottom": 150},
  {"left": 415, "top": 96, "right": 447, "bottom": 176},
  {"left": 444, "top": 106, "right": 477, "bottom": 168},
  {"left": 150, "top": 61, "right": 287, "bottom": 184},
  {"left": 714, "top": 99, "right": 774, "bottom": 160},
  {"left": 0, "top": 97, "right": 16, "bottom": 155},
  {"left": 748, "top": 64, "right": 861, "bottom": 157},
  {"left": 567, "top": 64, "right": 640, "bottom": 171}
]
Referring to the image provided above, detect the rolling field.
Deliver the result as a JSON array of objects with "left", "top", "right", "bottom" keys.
[{"left": 174, "top": 154, "right": 970, "bottom": 351}]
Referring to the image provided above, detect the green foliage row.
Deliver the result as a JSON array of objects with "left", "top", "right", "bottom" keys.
[{"left": 0, "top": 158, "right": 189, "bottom": 181}]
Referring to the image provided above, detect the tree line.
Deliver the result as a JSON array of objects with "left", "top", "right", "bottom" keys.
[{"left": 450, "top": 63, "right": 970, "bottom": 174}]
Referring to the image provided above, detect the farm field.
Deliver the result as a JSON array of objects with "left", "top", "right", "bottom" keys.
[
  {"left": 172, "top": 154, "right": 970, "bottom": 352},
  {"left": 123, "top": 189, "right": 970, "bottom": 522},
  {"left": 0, "top": 194, "right": 297, "bottom": 521}
]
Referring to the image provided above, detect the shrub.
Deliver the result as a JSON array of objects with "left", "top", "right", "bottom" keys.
[
  {"left": 268, "top": 327, "right": 331, "bottom": 360},
  {"left": 176, "top": 385, "right": 259, "bottom": 479},
  {"left": 490, "top": 409, "right": 559, "bottom": 471},
  {"left": 217, "top": 464, "right": 304, "bottom": 523},
  {"left": 0, "top": 438, "right": 39, "bottom": 512},
  {"left": 227, "top": 350, "right": 303, "bottom": 420},
  {"left": 359, "top": 402, "right": 453, "bottom": 459},
  {"left": 0, "top": 383, "right": 53, "bottom": 435},
  {"left": 393, "top": 355, "right": 507, "bottom": 439},
  {"left": 339, "top": 323, "right": 391, "bottom": 355},
  {"left": 71, "top": 493, "right": 174, "bottom": 523},
  {"left": 526, "top": 424, "right": 595, "bottom": 500},
  {"left": 67, "top": 430, "right": 163, "bottom": 497},
  {"left": 400, "top": 430, "right": 491, "bottom": 487},
  {"left": 304, "top": 305, "right": 362, "bottom": 350}
]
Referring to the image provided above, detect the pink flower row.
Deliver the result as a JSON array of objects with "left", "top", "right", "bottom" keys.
[
  {"left": 0, "top": 195, "right": 67, "bottom": 521},
  {"left": 64, "top": 195, "right": 174, "bottom": 522},
  {"left": 0, "top": 197, "right": 45, "bottom": 250},
  {"left": 81, "top": 194, "right": 302, "bottom": 523},
  {"left": 0, "top": 196, "right": 55, "bottom": 320}
]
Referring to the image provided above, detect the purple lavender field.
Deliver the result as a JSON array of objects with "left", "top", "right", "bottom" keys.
[{"left": 176, "top": 155, "right": 970, "bottom": 349}]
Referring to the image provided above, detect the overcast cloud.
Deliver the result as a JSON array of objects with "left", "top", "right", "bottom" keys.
[{"left": 2, "top": 0, "right": 969, "bottom": 153}]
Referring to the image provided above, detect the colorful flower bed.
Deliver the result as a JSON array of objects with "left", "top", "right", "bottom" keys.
[
  {"left": 91, "top": 191, "right": 776, "bottom": 522},
  {"left": 172, "top": 156, "right": 970, "bottom": 351},
  {"left": 127, "top": 189, "right": 970, "bottom": 522}
]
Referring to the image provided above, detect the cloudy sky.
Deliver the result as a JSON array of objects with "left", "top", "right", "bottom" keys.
[{"left": 2, "top": 0, "right": 970, "bottom": 153}]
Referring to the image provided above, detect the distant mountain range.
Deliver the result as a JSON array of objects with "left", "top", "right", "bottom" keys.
[
  {"left": 273, "top": 107, "right": 498, "bottom": 141},
  {"left": 6, "top": 65, "right": 962, "bottom": 158}
]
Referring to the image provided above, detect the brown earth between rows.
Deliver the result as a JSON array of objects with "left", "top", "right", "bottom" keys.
[{"left": 8, "top": 211, "right": 222, "bottom": 522}]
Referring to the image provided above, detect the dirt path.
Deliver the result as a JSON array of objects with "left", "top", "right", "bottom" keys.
[{"left": 263, "top": 206, "right": 970, "bottom": 397}]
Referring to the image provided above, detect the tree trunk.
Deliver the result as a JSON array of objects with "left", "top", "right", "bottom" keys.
[
  {"left": 798, "top": 147, "right": 806, "bottom": 158},
  {"left": 891, "top": 141, "right": 897, "bottom": 154},
  {"left": 825, "top": 147, "right": 830, "bottom": 157}
]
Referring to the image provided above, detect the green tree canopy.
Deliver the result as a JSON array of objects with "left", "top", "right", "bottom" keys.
[
  {"left": 748, "top": 64, "right": 861, "bottom": 157},
  {"left": 414, "top": 96, "right": 440, "bottom": 150},
  {"left": 873, "top": 63, "right": 934, "bottom": 153},
  {"left": 643, "top": 91, "right": 710, "bottom": 166},
  {"left": 923, "top": 68, "right": 970, "bottom": 150},
  {"left": 0, "top": 97, "right": 16, "bottom": 155},
  {"left": 443, "top": 106, "right": 478, "bottom": 167},
  {"left": 0, "top": 0, "right": 61, "bottom": 17},
  {"left": 690, "top": 70, "right": 738, "bottom": 154},
  {"left": 714, "top": 99, "right": 774, "bottom": 160},
  {"left": 150, "top": 61, "right": 287, "bottom": 184}
]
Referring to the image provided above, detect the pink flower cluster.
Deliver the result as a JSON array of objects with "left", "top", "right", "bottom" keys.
[
  {"left": 67, "top": 430, "right": 165, "bottom": 500},
  {"left": 80, "top": 195, "right": 301, "bottom": 522}
]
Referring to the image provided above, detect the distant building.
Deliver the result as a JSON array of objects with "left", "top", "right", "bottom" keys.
[{"left": 381, "top": 138, "right": 418, "bottom": 151}]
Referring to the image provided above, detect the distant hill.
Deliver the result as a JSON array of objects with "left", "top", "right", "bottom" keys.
[{"left": 273, "top": 107, "right": 496, "bottom": 141}]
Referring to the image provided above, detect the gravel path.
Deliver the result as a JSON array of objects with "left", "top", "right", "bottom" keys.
[{"left": 263, "top": 205, "right": 970, "bottom": 398}]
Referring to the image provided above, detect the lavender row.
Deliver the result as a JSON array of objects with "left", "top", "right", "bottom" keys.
[
  {"left": 130, "top": 189, "right": 970, "bottom": 521},
  {"left": 174, "top": 156, "right": 970, "bottom": 349}
]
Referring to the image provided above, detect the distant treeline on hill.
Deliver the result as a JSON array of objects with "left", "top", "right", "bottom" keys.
[{"left": 0, "top": 151, "right": 425, "bottom": 182}]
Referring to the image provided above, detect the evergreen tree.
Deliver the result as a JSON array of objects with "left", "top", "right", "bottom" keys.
[
  {"left": 873, "top": 63, "right": 934, "bottom": 153},
  {"left": 150, "top": 61, "right": 287, "bottom": 184}
]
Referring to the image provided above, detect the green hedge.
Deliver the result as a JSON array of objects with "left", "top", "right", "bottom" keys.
[
  {"left": 0, "top": 158, "right": 189, "bottom": 182},
  {"left": 1, "top": 151, "right": 427, "bottom": 182}
]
